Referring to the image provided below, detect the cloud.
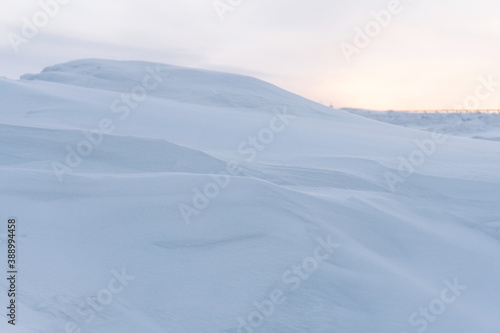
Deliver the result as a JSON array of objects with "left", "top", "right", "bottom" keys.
[{"left": 2, "top": 0, "right": 500, "bottom": 109}]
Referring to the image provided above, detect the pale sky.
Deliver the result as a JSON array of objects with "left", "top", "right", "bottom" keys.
[{"left": 1, "top": 0, "right": 500, "bottom": 110}]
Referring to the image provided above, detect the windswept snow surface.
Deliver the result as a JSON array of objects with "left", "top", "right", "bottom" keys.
[
  {"left": 1, "top": 59, "right": 500, "bottom": 333},
  {"left": 344, "top": 108, "right": 500, "bottom": 142}
]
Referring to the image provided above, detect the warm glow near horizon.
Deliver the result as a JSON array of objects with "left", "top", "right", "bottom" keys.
[{"left": 1, "top": 0, "right": 499, "bottom": 111}]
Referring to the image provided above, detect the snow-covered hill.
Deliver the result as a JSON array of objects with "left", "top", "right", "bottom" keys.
[
  {"left": 344, "top": 108, "right": 500, "bottom": 142},
  {"left": 1, "top": 59, "right": 500, "bottom": 333}
]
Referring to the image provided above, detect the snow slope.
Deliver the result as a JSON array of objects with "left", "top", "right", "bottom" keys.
[
  {"left": 344, "top": 108, "right": 500, "bottom": 142},
  {"left": 1, "top": 59, "right": 500, "bottom": 333}
]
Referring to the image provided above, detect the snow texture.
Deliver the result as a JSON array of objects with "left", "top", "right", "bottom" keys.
[{"left": 1, "top": 59, "right": 500, "bottom": 332}]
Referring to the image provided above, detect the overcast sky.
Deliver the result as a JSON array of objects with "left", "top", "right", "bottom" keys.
[{"left": 1, "top": 0, "right": 500, "bottom": 110}]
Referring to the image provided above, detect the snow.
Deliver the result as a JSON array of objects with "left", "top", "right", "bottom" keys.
[
  {"left": 1, "top": 59, "right": 500, "bottom": 332},
  {"left": 343, "top": 108, "right": 500, "bottom": 142}
]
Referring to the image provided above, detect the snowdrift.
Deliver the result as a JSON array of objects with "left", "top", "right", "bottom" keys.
[{"left": 1, "top": 59, "right": 500, "bottom": 332}]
